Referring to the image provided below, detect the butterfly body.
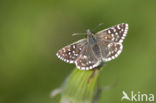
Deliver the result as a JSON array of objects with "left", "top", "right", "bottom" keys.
[
  {"left": 86, "top": 29, "right": 97, "bottom": 44},
  {"left": 56, "top": 23, "right": 128, "bottom": 70}
]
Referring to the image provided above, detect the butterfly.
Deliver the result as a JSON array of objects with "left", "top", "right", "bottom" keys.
[{"left": 56, "top": 23, "right": 128, "bottom": 70}]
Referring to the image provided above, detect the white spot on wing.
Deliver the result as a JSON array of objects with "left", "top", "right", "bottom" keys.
[
  {"left": 83, "top": 55, "right": 87, "bottom": 58},
  {"left": 73, "top": 45, "right": 75, "bottom": 49},
  {"left": 108, "top": 30, "right": 111, "bottom": 34},
  {"left": 117, "top": 25, "right": 120, "bottom": 29},
  {"left": 113, "top": 28, "right": 116, "bottom": 32}
]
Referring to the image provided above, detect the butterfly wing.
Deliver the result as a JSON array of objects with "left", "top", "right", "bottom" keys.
[
  {"left": 75, "top": 44, "right": 101, "bottom": 70},
  {"left": 56, "top": 39, "right": 87, "bottom": 63},
  {"left": 95, "top": 23, "right": 128, "bottom": 61}
]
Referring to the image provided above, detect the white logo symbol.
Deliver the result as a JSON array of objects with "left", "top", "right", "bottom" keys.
[
  {"left": 121, "top": 91, "right": 131, "bottom": 101},
  {"left": 121, "top": 91, "right": 154, "bottom": 102}
]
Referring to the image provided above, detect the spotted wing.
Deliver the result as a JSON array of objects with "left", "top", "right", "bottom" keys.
[
  {"left": 75, "top": 45, "right": 101, "bottom": 70},
  {"left": 56, "top": 39, "right": 87, "bottom": 63},
  {"left": 96, "top": 23, "right": 128, "bottom": 61}
]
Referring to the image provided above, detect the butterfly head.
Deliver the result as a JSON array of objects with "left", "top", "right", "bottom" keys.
[{"left": 86, "top": 29, "right": 93, "bottom": 36}]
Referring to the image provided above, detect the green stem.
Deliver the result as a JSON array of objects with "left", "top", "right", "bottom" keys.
[{"left": 60, "top": 68, "right": 101, "bottom": 103}]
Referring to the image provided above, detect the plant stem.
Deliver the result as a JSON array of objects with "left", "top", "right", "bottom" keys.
[{"left": 60, "top": 68, "right": 101, "bottom": 103}]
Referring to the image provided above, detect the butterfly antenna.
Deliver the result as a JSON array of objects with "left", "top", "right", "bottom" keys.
[
  {"left": 72, "top": 33, "right": 86, "bottom": 36},
  {"left": 92, "top": 22, "right": 104, "bottom": 32}
]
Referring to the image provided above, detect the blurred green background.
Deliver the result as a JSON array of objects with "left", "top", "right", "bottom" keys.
[{"left": 0, "top": 0, "right": 156, "bottom": 103}]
